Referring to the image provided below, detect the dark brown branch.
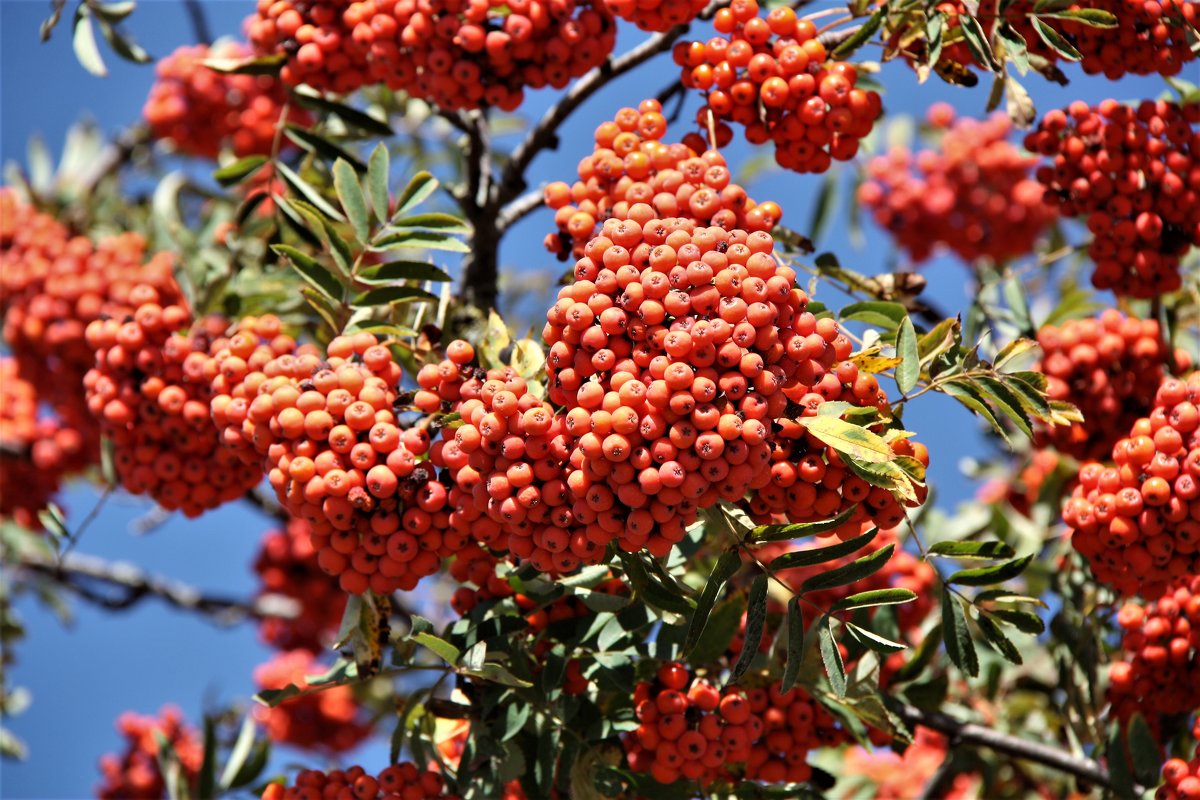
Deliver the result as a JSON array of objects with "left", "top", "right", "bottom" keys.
[
  {"left": 894, "top": 703, "right": 1121, "bottom": 792},
  {"left": 16, "top": 551, "right": 299, "bottom": 626},
  {"left": 460, "top": 110, "right": 500, "bottom": 310},
  {"left": 496, "top": 187, "right": 544, "bottom": 234}
]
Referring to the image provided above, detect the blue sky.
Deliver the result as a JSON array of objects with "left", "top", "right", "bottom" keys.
[{"left": 0, "top": 1, "right": 1177, "bottom": 796}]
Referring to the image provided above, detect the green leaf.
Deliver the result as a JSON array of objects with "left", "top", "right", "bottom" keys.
[
  {"left": 1039, "top": 7, "right": 1117, "bottom": 27},
  {"left": 1032, "top": 17, "right": 1082, "bottom": 60},
  {"left": 1003, "top": 275, "right": 1034, "bottom": 336},
  {"left": 197, "top": 717, "right": 216, "bottom": 800},
  {"left": 213, "top": 156, "right": 267, "bottom": 187},
  {"left": 284, "top": 126, "right": 367, "bottom": 172},
  {"left": 926, "top": 11, "right": 945, "bottom": 67},
  {"left": 392, "top": 212, "right": 471, "bottom": 234},
  {"left": 1127, "top": 713, "right": 1162, "bottom": 786},
  {"left": 891, "top": 623, "right": 942, "bottom": 684},
  {"left": 411, "top": 632, "right": 461, "bottom": 665},
  {"left": 72, "top": 7, "right": 107, "bottom": 77},
  {"left": 771, "top": 527, "right": 879, "bottom": 571},
  {"left": 1107, "top": 721, "right": 1137, "bottom": 800},
  {"left": 289, "top": 199, "right": 353, "bottom": 279},
  {"left": 353, "top": 286, "right": 438, "bottom": 307},
  {"left": 749, "top": 504, "right": 859, "bottom": 543},
  {"left": 392, "top": 171, "right": 439, "bottom": 219},
  {"left": 96, "top": 18, "right": 151, "bottom": 64},
  {"left": 998, "top": 23, "right": 1030, "bottom": 75},
  {"left": 367, "top": 143, "right": 390, "bottom": 223},
  {"left": 685, "top": 549, "right": 743, "bottom": 657},
  {"left": 217, "top": 715, "right": 257, "bottom": 791},
  {"left": 941, "top": 380, "right": 1009, "bottom": 444},
  {"left": 618, "top": 552, "right": 695, "bottom": 615},
  {"left": 927, "top": 540, "right": 1015, "bottom": 560},
  {"left": 845, "top": 621, "right": 907, "bottom": 654},
  {"left": 154, "top": 731, "right": 188, "bottom": 800},
  {"left": 272, "top": 244, "right": 343, "bottom": 304},
  {"left": 895, "top": 316, "right": 919, "bottom": 394},
  {"left": 798, "top": 543, "right": 895, "bottom": 595},
  {"left": 839, "top": 301, "right": 908, "bottom": 330},
  {"left": 291, "top": 89, "right": 394, "bottom": 136},
  {"left": 976, "top": 613, "right": 1022, "bottom": 664},
  {"left": 275, "top": 161, "right": 345, "bottom": 222},
  {"left": 373, "top": 230, "right": 470, "bottom": 253},
  {"left": 1004, "top": 72, "right": 1037, "bottom": 128},
  {"left": 975, "top": 377, "right": 1034, "bottom": 439},
  {"left": 990, "top": 608, "right": 1045, "bottom": 635},
  {"left": 689, "top": 594, "right": 746, "bottom": 667},
  {"left": 830, "top": 588, "right": 918, "bottom": 613},
  {"left": 779, "top": 597, "right": 806, "bottom": 693},
  {"left": 947, "top": 554, "right": 1033, "bottom": 586},
  {"left": 730, "top": 574, "right": 768, "bottom": 685},
  {"left": 796, "top": 416, "right": 895, "bottom": 464},
  {"left": 832, "top": 7, "right": 884, "bottom": 59},
  {"left": 958, "top": 12, "right": 999, "bottom": 70},
  {"left": 464, "top": 663, "right": 534, "bottom": 688},
  {"left": 818, "top": 616, "right": 846, "bottom": 696},
  {"left": 806, "top": 172, "right": 836, "bottom": 244},
  {"left": 942, "top": 586, "right": 979, "bottom": 677},
  {"left": 202, "top": 53, "right": 285, "bottom": 75},
  {"left": 333, "top": 159, "right": 370, "bottom": 244}
]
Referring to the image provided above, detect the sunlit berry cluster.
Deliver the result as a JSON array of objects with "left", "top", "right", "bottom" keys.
[
  {"left": 1107, "top": 576, "right": 1200, "bottom": 737},
  {"left": 675, "top": 1, "right": 881, "bottom": 174},
  {"left": 1036, "top": 311, "right": 1192, "bottom": 461},
  {"left": 624, "top": 662, "right": 847, "bottom": 785},
  {"left": 1024, "top": 99, "right": 1200, "bottom": 299},
  {"left": 143, "top": 41, "right": 307, "bottom": 158},
  {"left": 253, "top": 517, "right": 345, "bottom": 653},
  {"left": 1, "top": 191, "right": 182, "bottom": 464},
  {"left": 246, "top": 0, "right": 615, "bottom": 112},
  {"left": 261, "top": 762, "right": 458, "bottom": 800},
  {"left": 542, "top": 100, "right": 780, "bottom": 261},
  {"left": 1061, "top": 0, "right": 1197, "bottom": 80},
  {"left": 251, "top": 333, "right": 464, "bottom": 594},
  {"left": 1063, "top": 372, "right": 1200, "bottom": 597},
  {"left": 95, "top": 706, "right": 202, "bottom": 800},
  {"left": 601, "top": 0, "right": 707, "bottom": 31},
  {"left": 1159, "top": 718, "right": 1200, "bottom": 800},
  {"left": 839, "top": 727, "right": 981, "bottom": 800},
  {"left": 83, "top": 291, "right": 262, "bottom": 516},
  {"left": 858, "top": 106, "right": 1056, "bottom": 264},
  {"left": 253, "top": 649, "right": 371, "bottom": 753},
  {"left": 0, "top": 358, "right": 83, "bottom": 529}
]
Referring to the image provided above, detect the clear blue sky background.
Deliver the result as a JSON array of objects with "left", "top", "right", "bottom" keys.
[{"left": 0, "top": 1, "right": 1176, "bottom": 797}]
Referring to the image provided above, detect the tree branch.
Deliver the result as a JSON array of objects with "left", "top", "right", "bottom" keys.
[
  {"left": 15, "top": 551, "right": 299, "bottom": 626},
  {"left": 183, "top": 0, "right": 213, "bottom": 45},
  {"left": 894, "top": 703, "right": 1122, "bottom": 792},
  {"left": 496, "top": 187, "right": 545, "bottom": 234}
]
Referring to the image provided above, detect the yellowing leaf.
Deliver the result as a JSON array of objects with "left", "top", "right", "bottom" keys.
[{"left": 797, "top": 416, "right": 895, "bottom": 463}]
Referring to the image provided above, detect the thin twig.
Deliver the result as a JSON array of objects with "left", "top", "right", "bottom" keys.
[
  {"left": 16, "top": 551, "right": 299, "bottom": 626},
  {"left": 59, "top": 485, "right": 113, "bottom": 561}
]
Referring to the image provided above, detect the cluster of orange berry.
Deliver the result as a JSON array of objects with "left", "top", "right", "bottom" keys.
[
  {"left": 253, "top": 649, "right": 372, "bottom": 753},
  {"left": 1036, "top": 311, "right": 1192, "bottom": 462},
  {"left": 601, "top": 0, "right": 707, "bottom": 31},
  {"left": 976, "top": 450, "right": 1067, "bottom": 519},
  {"left": 675, "top": 1, "right": 881, "bottom": 174},
  {"left": 246, "top": 0, "right": 615, "bottom": 111},
  {"left": 858, "top": 105, "right": 1056, "bottom": 264},
  {"left": 0, "top": 358, "right": 84, "bottom": 529},
  {"left": 262, "top": 763, "right": 457, "bottom": 800},
  {"left": 1160, "top": 718, "right": 1200, "bottom": 800},
  {"left": 253, "top": 517, "right": 346, "bottom": 653},
  {"left": 1024, "top": 99, "right": 1200, "bottom": 298},
  {"left": 1, "top": 191, "right": 181, "bottom": 465},
  {"left": 96, "top": 707, "right": 202, "bottom": 800},
  {"left": 143, "top": 41, "right": 307, "bottom": 158},
  {"left": 625, "top": 662, "right": 847, "bottom": 785},
  {"left": 1063, "top": 372, "right": 1200, "bottom": 597},
  {"left": 1059, "top": 0, "right": 1197, "bottom": 80},
  {"left": 83, "top": 289, "right": 264, "bottom": 517},
  {"left": 542, "top": 101, "right": 780, "bottom": 261},
  {"left": 1108, "top": 576, "right": 1200, "bottom": 735}
]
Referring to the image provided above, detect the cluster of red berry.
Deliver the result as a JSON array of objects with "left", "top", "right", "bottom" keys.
[
  {"left": 1024, "top": 99, "right": 1200, "bottom": 299},
  {"left": 0, "top": 358, "right": 83, "bottom": 529},
  {"left": 542, "top": 101, "right": 780, "bottom": 261},
  {"left": 601, "top": 0, "right": 707, "bottom": 31},
  {"left": 1036, "top": 311, "right": 1192, "bottom": 462},
  {"left": 675, "top": 1, "right": 881, "bottom": 174},
  {"left": 858, "top": 105, "right": 1056, "bottom": 264},
  {"left": 1108, "top": 576, "right": 1200, "bottom": 736},
  {"left": 976, "top": 450, "right": 1067, "bottom": 519},
  {"left": 1063, "top": 372, "right": 1200, "bottom": 597},
  {"left": 83, "top": 291, "right": 264, "bottom": 517},
  {"left": 1059, "top": 0, "right": 1197, "bottom": 80},
  {"left": 143, "top": 41, "right": 307, "bottom": 158},
  {"left": 624, "top": 662, "right": 847, "bottom": 785},
  {"left": 1159, "top": 717, "right": 1200, "bottom": 800},
  {"left": 246, "top": 0, "right": 615, "bottom": 111},
  {"left": 262, "top": 762, "right": 458, "bottom": 800},
  {"left": 95, "top": 707, "right": 202, "bottom": 800},
  {"left": 253, "top": 649, "right": 372, "bottom": 753},
  {"left": 253, "top": 516, "right": 346, "bottom": 653},
  {"left": 840, "top": 727, "right": 980, "bottom": 800}
]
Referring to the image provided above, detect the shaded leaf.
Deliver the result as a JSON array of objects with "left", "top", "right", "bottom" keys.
[
  {"left": 213, "top": 156, "right": 267, "bottom": 187},
  {"left": 928, "top": 540, "right": 1015, "bottom": 560},
  {"left": 830, "top": 588, "right": 917, "bottom": 613},
  {"left": 818, "top": 616, "right": 846, "bottom": 696},
  {"left": 374, "top": 230, "right": 469, "bottom": 253},
  {"left": 685, "top": 549, "right": 743, "bottom": 657},
  {"left": 412, "top": 632, "right": 460, "bottom": 665},
  {"left": 891, "top": 623, "right": 942, "bottom": 684},
  {"left": 779, "top": 597, "right": 806, "bottom": 693},
  {"left": 730, "top": 574, "right": 769, "bottom": 685},
  {"left": 798, "top": 543, "right": 895, "bottom": 595},
  {"left": 845, "top": 621, "right": 907, "bottom": 654},
  {"left": 895, "top": 316, "right": 919, "bottom": 394},
  {"left": 392, "top": 171, "right": 438, "bottom": 219},
  {"left": 771, "top": 527, "right": 879, "bottom": 571},
  {"left": 392, "top": 213, "right": 471, "bottom": 234},
  {"left": 689, "top": 594, "right": 746, "bottom": 667},
  {"left": 947, "top": 554, "right": 1033, "bottom": 586},
  {"left": 272, "top": 244, "right": 343, "bottom": 303},
  {"left": 749, "top": 504, "right": 859, "bottom": 543},
  {"left": 958, "top": 12, "right": 999, "bottom": 70},
  {"left": 353, "top": 286, "right": 439, "bottom": 307},
  {"left": 1033, "top": 16, "right": 1084, "bottom": 59},
  {"left": 942, "top": 586, "right": 979, "bottom": 677},
  {"left": 977, "top": 613, "right": 1022, "bottom": 664},
  {"left": 292, "top": 89, "right": 394, "bottom": 136},
  {"left": 991, "top": 608, "right": 1045, "bottom": 635},
  {"left": 275, "top": 161, "right": 344, "bottom": 221},
  {"left": 832, "top": 7, "right": 885, "bottom": 59},
  {"left": 284, "top": 127, "right": 366, "bottom": 172}
]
